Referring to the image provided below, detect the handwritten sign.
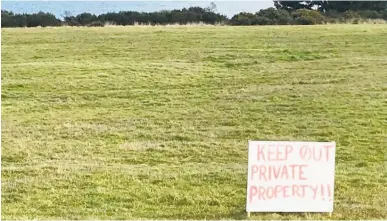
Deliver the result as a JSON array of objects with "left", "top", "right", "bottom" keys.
[{"left": 246, "top": 141, "right": 336, "bottom": 213}]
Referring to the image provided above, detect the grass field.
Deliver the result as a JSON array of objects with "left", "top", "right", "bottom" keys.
[{"left": 1, "top": 25, "right": 387, "bottom": 220}]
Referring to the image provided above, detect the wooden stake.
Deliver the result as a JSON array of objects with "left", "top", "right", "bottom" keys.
[{"left": 247, "top": 212, "right": 251, "bottom": 217}]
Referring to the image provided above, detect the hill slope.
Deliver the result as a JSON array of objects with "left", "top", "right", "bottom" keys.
[{"left": 2, "top": 25, "right": 387, "bottom": 219}]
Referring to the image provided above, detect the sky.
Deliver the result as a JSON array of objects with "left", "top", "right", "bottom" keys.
[{"left": 1, "top": 1, "right": 275, "bottom": 19}]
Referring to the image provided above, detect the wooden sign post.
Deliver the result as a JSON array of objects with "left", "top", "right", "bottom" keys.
[{"left": 246, "top": 141, "right": 336, "bottom": 215}]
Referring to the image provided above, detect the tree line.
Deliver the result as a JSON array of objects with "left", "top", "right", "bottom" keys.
[
  {"left": 230, "top": 1, "right": 387, "bottom": 25},
  {"left": 1, "top": 4, "right": 227, "bottom": 27},
  {"left": 2, "top": 1, "right": 387, "bottom": 27}
]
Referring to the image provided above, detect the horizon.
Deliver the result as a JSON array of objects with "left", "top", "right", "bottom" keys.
[{"left": 1, "top": 1, "right": 275, "bottom": 19}]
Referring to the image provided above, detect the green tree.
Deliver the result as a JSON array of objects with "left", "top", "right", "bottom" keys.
[
  {"left": 206, "top": 2, "right": 217, "bottom": 12},
  {"left": 230, "top": 12, "right": 256, "bottom": 25},
  {"left": 317, "top": 1, "right": 387, "bottom": 13},
  {"left": 75, "top": 13, "right": 98, "bottom": 26},
  {"left": 292, "top": 8, "right": 326, "bottom": 24},
  {"left": 256, "top": 7, "right": 292, "bottom": 25},
  {"left": 274, "top": 1, "right": 387, "bottom": 13}
]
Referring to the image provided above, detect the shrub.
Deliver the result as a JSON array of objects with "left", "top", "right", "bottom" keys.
[
  {"left": 342, "top": 10, "right": 361, "bottom": 19},
  {"left": 324, "top": 9, "right": 341, "bottom": 19},
  {"left": 383, "top": 11, "right": 387, "bottom": 20},
  {"left": 76, "top": 13, "right": 98, "bottom": 26},
  {"left": 358, "top": 10, "right": 383, "bottom": 19},
  {"left": 256, "top": 8, "right": 292, "bottom": 25},
  {"left": 87, "top": 20, "right": 105, "bottom": 27},
  {"left": 294, "top": 16, "right": 314, "bottom": 25},
  {"left": 68, "top": 21, "right": 81, "bottom": 26},
  {"left": 352, "top": 18, "right": 360, "bottom": 24},
  {"left": 292, "top": 9, "right": 326, "bottom": 25},
  {"left": 254, "top": 16, "right": 271, "bottom": 25},
  {"left": 275, "top": 9, "right": 293, "bottom": 25},
  {"left": 230, "top": 12, "right": 255, "bottom": 25}
]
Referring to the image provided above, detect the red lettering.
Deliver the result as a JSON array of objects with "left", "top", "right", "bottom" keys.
[
  {"left": 300, "top": 144, "right": 334, "bottom": 162},
  {"left": 313, "top": 146, "right": 323, "bottom": 161},
  {"left": 274, "top": 185, "right": 282, "bottom": 199},
  {"left": 273, "top": 165, "right": 281, "bottom": 179},
  {"left": 323, "top": 145, "right": 334, "bottom": 161},
  {"left": 251, "top": 165, "right": 258, "bottom": 180},
  {"left": 292, "top": 185, "right": 300, "bottom": 197},
  {"left": 283, "top": 185, "right": 290, "bottom": 198},
  {"left": 280, "top": 165, "right": 289, "bottom": 179},
  {"left": 259, "top": 165, "right": 267, "bottom": 181},
  {"left": 249, "top": 186, "right": 257, "bottom": 203},
  {"left": 267, "top": 145, "right": 276, "bottom": 160},
  {"left": 254, "top": 165, "right": 309, "bottom": 181},
  {"left": 321, "top": 184, "right": 325, "bottom": 200},
  {"left": 276, "top": 145, "right": 283, "bottom": 160},
  {"left": 300, "top": 185, "right": 308, "bottom": 197},
  {"left": 257, "top": 145, "right": 265, "bottom": 161},
  {"left": 289, "top": 164, "right": 297, "bottom": 179},
  {"left": 256, "top": 143, "right": 295, "bottom": 162},
  {"left": 266, "top": 186, "right": 274, "bottom": 199},
  {"left": 327, "top": 184, "right": 332, "bottom": 201},
  {"left": 258, "top": 186, "right": 266, "bottom": 200},
  {"left": 288, "top": 164, "right": 308, "bottom": 180},
  {"left": 267, "top": 166, "right": 271, "bottom": 180},
  {"left": 299, "top": 165, "right": 307, "bottom": 180},
  {"left": 299, "top": 145, "right": 311, "bottom": 161},
  {"left": 249, "top": 184, "right": 333, "bottom": 201},
  {"left": 285, "top": 145, "right": 293, "bottom": 160},
  {"left": 310, "top": 185, "right": 318, "bottom": 199}
]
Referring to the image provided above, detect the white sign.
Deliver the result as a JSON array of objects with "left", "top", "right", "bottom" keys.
[{"left": 246, "top": 141, "right": 336, "bottom": 213}]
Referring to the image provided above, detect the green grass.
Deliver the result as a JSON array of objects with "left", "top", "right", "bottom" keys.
[{"left": 1, "top": 24, "right": 387, "bottom": 220}]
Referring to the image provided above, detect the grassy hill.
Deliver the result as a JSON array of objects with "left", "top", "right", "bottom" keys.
[{"left": 1, "top": 25, "right": 387, "bottom": 220}]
